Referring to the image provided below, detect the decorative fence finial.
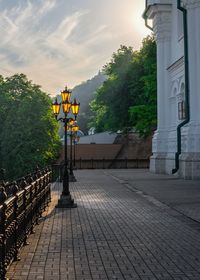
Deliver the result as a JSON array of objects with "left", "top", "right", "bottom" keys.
[{"left": 0, "top": 186, "right": 7, "bottom": 204}]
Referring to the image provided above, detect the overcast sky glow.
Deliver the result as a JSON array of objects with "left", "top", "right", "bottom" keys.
[{"left": 0, "top": 0, "right": 150, "bottom": 95}]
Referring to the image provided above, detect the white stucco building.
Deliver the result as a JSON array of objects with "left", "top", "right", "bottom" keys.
[{"left": 144, "top": 0, "right": 200, "bottom": 179}]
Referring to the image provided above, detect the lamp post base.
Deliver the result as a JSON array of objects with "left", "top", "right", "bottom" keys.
[{"left": 56, "top": 194, "right": 77, "bottom": 208}]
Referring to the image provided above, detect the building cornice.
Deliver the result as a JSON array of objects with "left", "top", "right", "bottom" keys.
[
  {"left": 146, "top": 4, "right": 172, "bottom": 42},
  {"left": 167, "top": 56, "right": 184, "bottom": 74},
  {"left": 147, "top": 0, "right": 172, "bottom": 5},
  {"left": 146, "top": 3, "right": 172, "bottom": 19}
]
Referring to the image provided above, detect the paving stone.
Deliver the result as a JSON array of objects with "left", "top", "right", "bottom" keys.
[{"left": 6, "top": 170, "right": 200, "bottom": 280}]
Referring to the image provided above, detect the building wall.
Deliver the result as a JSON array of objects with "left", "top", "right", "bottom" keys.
[{"left": 146, "top": 0, "right": 200, "bottom": 179}]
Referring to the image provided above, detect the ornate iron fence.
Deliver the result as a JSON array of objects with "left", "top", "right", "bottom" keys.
[{"left": 0, "top": 167, "right": 52, "bottom": 280}]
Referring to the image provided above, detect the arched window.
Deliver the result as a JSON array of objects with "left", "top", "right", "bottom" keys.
[
  {"left": 169, "top": 86, "right": 177, "bottom": 128},
  {"left": 173, "top": 87, "right": 177, "bottom": 98}
]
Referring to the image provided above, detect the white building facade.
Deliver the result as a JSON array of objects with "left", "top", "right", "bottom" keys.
[{"left": 144, "top": 0, "right": 200, "bottom": 179}]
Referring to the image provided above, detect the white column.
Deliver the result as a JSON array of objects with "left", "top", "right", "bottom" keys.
[
  {"left": 146, "top": 4, "right": 172, "bottom": 172},
  {"left": 156, "top": 37, "right": 171, "bottom": 132}
]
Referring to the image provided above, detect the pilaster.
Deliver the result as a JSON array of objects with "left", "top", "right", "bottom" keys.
[
  {"left": 177, "top": 0, "right": 200, "bottom": 179},
  {"left": 146, "top": 3, "right": 173, "bottom": 173}
]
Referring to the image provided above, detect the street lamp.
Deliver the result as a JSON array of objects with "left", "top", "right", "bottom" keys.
[
  {"left": 52, "top": 87, "right": 80, "bottom": 208},
  {"left": 71, "top": 98, "right": 80, "bottom": 118}
]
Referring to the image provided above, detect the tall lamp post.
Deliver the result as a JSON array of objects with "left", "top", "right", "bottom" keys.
[
  {"left": 52, "top": 87, "right": 80, "bottom": 208},
  {"left": 72, "top": 123, "right": 79, "bottom": 170},
  {"left": 68, "top": 119, "right": 76, "bottom": 182}
]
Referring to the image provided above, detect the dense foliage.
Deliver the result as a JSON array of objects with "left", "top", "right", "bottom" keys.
[
  {"left": 90, "top": 35, "right": 157, "bottom": 137},
  {"left": 0, "top": 74, "right": 61, "bottom": 180}
]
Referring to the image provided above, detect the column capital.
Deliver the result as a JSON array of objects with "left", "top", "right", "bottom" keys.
[
  {"left": 146, "top": 4, "right": 172, "bottom": 42},
  {"left": 147, "top": 0, "right": 172, "bottom": 5}
]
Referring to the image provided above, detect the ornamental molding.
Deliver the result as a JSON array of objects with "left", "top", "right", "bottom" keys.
[
  {"left": 167, "top": 56, "right": 184, "bottom": 74},
  {"left": 146, "top": 4, "right": 172, "bottom": 41},
  {"left": 170, "top": 80, "right": 178, "bottom": 98},
  {"left": 147, "top": 0, "right": 172, "bottom": 6},
  {"left": 153, "top": 12, "right": 172, "bottom": 41},
  {"left": 146, "top": 3, "right": 172, "bottom": 19},
  {"left": 177, "top": 92, "right": 184, "bottom": 102}
]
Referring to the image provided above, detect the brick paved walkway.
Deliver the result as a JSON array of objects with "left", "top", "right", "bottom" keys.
[
  {"left": 7, "top": 170, "right": 200, "bottom": 280},
  {"left": 106, "top": 169, "right": 200, "bottom": 223}
]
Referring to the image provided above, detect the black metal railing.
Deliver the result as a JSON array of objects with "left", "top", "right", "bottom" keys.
[
  {"left": 0, "top": 167, "right": 52, "bottom": 280},
  {"left": 75, "top": 158, "right": 149, "bottom": 169},
  {"left": 52, "top": 158, "right": 149, "bottom": 181}
]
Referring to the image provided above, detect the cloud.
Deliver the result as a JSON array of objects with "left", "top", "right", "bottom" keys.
[
  {"left": 38, "top": 0, "right": 56, "bottom": 15},
  {"left": 0, "top": 0, "right": 150, "bottom": 94},
  {"left": 0, "top": 1, "right": 95, "bottom": 93},
  {"left": 49, "top": 11, "right": 86, "bottom": 41}
]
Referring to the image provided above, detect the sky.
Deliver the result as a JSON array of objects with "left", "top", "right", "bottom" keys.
[{"left": 0, "top": 0, "right": 150, "bottom": 95}]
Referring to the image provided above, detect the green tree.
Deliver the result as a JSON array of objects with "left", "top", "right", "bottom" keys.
[
  {"left": 90, "top": 46, "right": 135, "bottom": 132},
  {"left": 129, "top": 36, "right": 157, "bottom": 136},
  {"left": 90, "top": 35, "right": 157, "bottom": 136},
  {"left": 0, "top": 74, "right": 61, "bottom": 180}
]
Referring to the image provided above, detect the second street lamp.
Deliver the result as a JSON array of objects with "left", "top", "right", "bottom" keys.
[
  {"left": 71, "top": 98, "right": 80, "bottom": 119},
  {"left": 72, "top": 123, "right": 79, "bottom": 169},
  {"left": 68, "top": 119, "right": 76, "bottom": 182},
  {"left": 52, "top": 86, "right": 80, "bottom": 208}
]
